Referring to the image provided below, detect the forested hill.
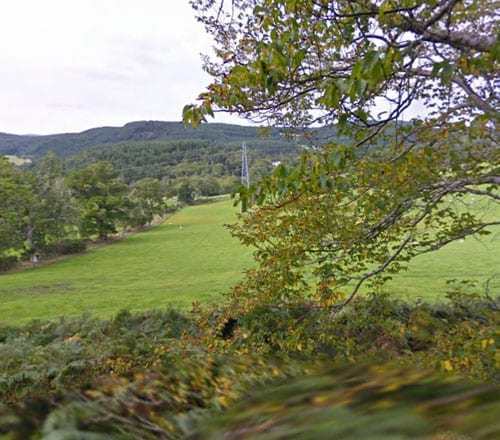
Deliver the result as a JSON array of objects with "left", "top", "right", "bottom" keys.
[
  {"left": 62, "top": 137, "right": 303, "bottom": 187},
  {"left": 0, "top": 121, "right": 294, "bottom": 159}
]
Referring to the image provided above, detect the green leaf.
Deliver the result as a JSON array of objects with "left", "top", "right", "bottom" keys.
[
  {"left": 363, "top": 50, "right": 380, "bottom": 73},
  {"left": 329, "top": 149, "right": 343, "bottom": 168},
  {"left": 355, "top": 79, "right": 368, "bottom": 95}
]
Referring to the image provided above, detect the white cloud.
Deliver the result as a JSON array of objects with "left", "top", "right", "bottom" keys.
[{"left": 0, "top": 0, "right": 245, "bottom": 134}]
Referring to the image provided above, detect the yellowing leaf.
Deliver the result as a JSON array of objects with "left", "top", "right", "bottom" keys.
[{"left": 442, "top": 360, "right": 453, "bottom": 372}]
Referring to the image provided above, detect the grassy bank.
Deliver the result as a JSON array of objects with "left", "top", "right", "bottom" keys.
[
  {"left": 1, "top": 198, "right": 498, "bottom": 325},
  {"left": 0, "top": 200, "right": 253, "bottom": 325}
]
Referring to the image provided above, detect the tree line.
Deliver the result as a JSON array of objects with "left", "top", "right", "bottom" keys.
[
  {"left": 1, "top": 135, "right": 303, "bottom": 271},
  {"left": 0, "top": 154, "right": 169, "bottom": 270}
]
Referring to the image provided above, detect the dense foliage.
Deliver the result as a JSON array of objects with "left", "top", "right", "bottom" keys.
[
  {"left": 0, "top": 157, "right": 170, "bottom": 267},
  {"left": 61, "top": 137, "right": 302, "bottom": 193},
  {"left": 185, "top": 0, "right": 499, "bottom": 306},
  {"left": 66, "top": 162, "right": 131, "bottom": 240},
  {"left": 0, "top": 294, "right": 498, "bottom": 438},
  {"left": 0, "top": 157, "right": 32, "bottom": 258},
  {"left": 191, "top": 361, "right": 498, "bottom": 439},
  {"left": 25, "top": 153, "right": 80, "bottom": 254}
]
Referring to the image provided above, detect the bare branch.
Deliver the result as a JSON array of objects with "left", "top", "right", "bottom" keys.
[
  {"left": 416, "top": 221, "right": 500, "bottom": 255},
  {"left": 334, "top": 234, "right": 414, "bottom": 310},
  {"left": 452, "top": 74, "right": 499, "bottom": 115},
  {"left": 409, "top": 68, "right": 498, "bottom": 115},
  {"left": 405, "top": 23, "right": 496, "bottom": 53},
  {"left": 456, "top": 187, "right": 500, "bottom": 201},
  {"left": 423, "top": 0, "right": 461, "bottom": 29}
]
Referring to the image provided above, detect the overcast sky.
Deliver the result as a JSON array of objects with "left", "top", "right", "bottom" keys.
[{"left": 0, "top": 0, "right": 246, "bottom": 135}]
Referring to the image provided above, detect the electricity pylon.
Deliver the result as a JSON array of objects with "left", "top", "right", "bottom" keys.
[{"left": 241, "top": 142, "right": 250, "bottom": 188}]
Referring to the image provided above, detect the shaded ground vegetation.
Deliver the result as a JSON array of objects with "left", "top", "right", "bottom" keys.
[{"left": 0, "top": 293, "right": 498, "bottom": 438}]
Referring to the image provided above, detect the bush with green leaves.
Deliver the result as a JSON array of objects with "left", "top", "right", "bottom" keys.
[{"left": 0, "top": 293, "right": 497, "bottom": 438}]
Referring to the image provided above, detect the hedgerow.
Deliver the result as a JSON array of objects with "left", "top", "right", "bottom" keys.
[{"left": 0, "top": 294, "right": 497, "bottom": 438}]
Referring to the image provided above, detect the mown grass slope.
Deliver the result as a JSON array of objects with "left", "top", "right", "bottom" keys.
[
  {"left": 385, "top": 195, "right": 499, "bottom": 300},
  {"left": 1, "top": 197, "right": 498, "bottom": 325},
  {"left": 0, "top": 199, "right": 253, "bottom": 325}
]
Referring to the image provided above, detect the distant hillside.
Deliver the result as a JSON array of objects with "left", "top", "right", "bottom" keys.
[
  {"left": 62, "top": 137, "right": 303, "bottom": 185},
  {"left": 1, "top": 121, "right": 355, "bottom": 192},
  {"left": 0, "top": 121, "right": 295, "bottom": 159}
]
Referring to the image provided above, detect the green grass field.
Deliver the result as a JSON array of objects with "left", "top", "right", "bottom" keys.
[
  {"left": 384, "top": 232, "right": 499, "bottom": 300},
  {"left": 1, "top": 198, "right": 498, "bottom": 325},
  {"left": 385, "top": 195, "right": 499, "bottom": 300},
  {"left": 0, "top": 199, "right": 254, "bottom": 325}
]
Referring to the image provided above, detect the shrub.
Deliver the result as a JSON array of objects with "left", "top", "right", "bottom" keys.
[
  {"left": 0, "top": 296, "right": 497, "bottom": 438},
  {"left": 43, "top": 239, "right": 87, "bottom": 256},
  {"left": 0, "top": 255, "right": 18, "bottom": 272}
]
